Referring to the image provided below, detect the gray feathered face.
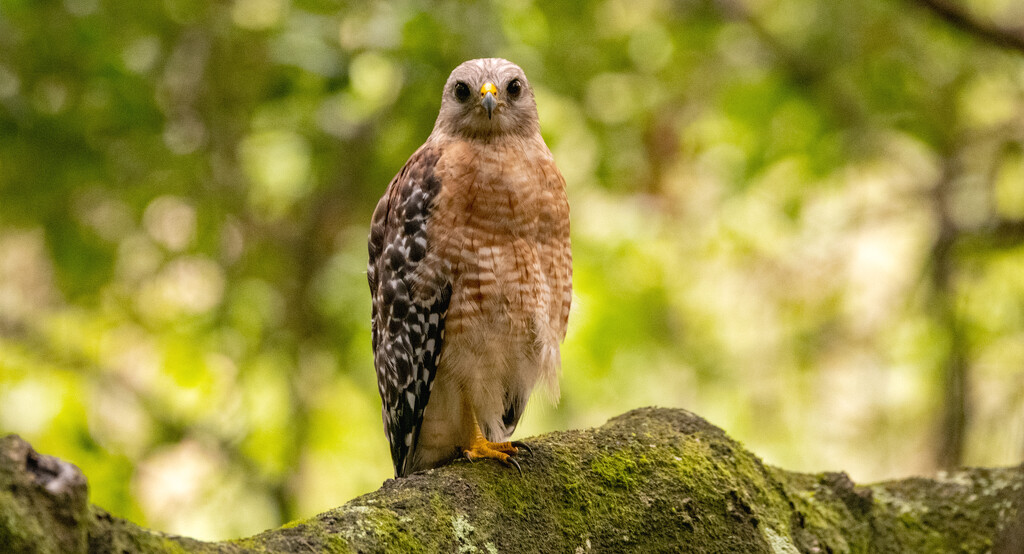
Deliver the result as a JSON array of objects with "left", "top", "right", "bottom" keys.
[{"left": 433, "top": 58, "right": 540, "bottom": 139}]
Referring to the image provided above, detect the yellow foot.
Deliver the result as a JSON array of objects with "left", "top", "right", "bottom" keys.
[{"left": 460, "top": 437, "right": 533, "bottom": 476}]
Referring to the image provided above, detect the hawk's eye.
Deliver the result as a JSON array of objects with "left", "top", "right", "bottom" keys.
[
  {"left": 506, "top": 79, "right": 522, "bottom": 99},
  {"left": 454, "top": 81, "right": 471, "bottom": 102}
]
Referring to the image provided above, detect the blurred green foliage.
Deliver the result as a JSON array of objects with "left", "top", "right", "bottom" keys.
[{"left": 2, "top": 0, "right": 1023, "bottom": 541}]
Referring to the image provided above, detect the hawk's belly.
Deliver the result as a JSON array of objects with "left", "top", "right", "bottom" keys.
[{"left": 409, "top": 240, "right": 562, "bottom": 473}]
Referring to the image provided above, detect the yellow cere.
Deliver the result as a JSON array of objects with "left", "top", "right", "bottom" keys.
[{"left": 480, "top": 82, "right": 498, "bottom": 96}]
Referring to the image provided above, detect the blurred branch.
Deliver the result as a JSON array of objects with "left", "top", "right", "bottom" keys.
[
  {"left": 950, "top": 134, "right": 1024, "bottom": 251},
  {"left": 711, "top": 0, "right": 868, "bottom": 126},
  {"left": 958, "top": 217, "right": 1024, "bottom": 249},
  {"left": 911, "top": 0, "right": 1024, "bottom": 54}
]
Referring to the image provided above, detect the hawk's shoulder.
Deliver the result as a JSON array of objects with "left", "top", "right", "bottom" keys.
[{"left": 368, "top": 145, "right": 443, "bottom": 270}]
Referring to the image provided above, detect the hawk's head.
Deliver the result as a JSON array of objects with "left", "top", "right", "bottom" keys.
[{"left": 433, "top": 58, "right": 540, "bottom": 140}]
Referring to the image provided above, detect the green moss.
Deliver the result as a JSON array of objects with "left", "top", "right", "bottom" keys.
[
  {"left": 559, "top": 477, "right": 592, "bottom": 516},
  {"left": 363, "top": 508, "right": 427, "bottom": 553},
  {"left": 672, "top": 436, "right": 718, "bottom": 482},
  {"left": 590, "top": 450, "right": 646, "bottom": 489},
  {"left": 0, "top": 492, "right": 46, "bottom": 553},
  {"left": 156, "top": 537, "right": 199, "bottom": 554},
  {"left": 469, "top": 465, "right": 531, "bottom": 519}
]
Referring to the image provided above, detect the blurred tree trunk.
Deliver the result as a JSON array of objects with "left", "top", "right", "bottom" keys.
[
  {"left": 3, "top": 408, "right": 1022, "bottom": 553},
  {"left": 929, "top": 159, "right": 969, "bottom": 471},
  {"left": 913, "top": 0, "right": 1024, "bottom": 475}
]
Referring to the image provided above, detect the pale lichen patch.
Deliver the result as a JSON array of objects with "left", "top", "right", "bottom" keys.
[{"left": 761, "top": 527, "right": 799, "bottom": 554}]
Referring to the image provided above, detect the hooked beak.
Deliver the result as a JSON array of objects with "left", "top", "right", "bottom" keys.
[{"left": 480, "top": 82, "right": 498, "bottom": 119}]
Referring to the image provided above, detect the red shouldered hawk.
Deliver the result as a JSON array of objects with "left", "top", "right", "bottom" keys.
[{"left": 368, "top": 58, "right": 571, "bottom": 477}]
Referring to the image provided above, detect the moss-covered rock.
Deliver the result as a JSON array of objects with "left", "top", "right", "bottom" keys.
[{"left": 2, "top": 408, "right": 1022, "bottom": 552}]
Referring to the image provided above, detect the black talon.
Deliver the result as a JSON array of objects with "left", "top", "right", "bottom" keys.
[
  {"left": 504, "top": 456, "right": 523, "bottom": 477},
  {"left": 511, "top": 441, "right": 533, "bottom": 456}
]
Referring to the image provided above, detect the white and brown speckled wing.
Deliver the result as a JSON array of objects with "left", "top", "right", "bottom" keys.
[{"left": 368, "top": 145, "right": 451, "bottom": 478}]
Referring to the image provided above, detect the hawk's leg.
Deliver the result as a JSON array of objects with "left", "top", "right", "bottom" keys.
[{"left": 459, "top": 412, "right": 530, "bottom": 475}]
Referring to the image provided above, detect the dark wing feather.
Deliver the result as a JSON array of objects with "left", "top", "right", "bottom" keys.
[
  {"left": 368, "top": 145, "right": 448, "bottom": 477},
  {"left": 486, "top": 392, "right": 527, "bottom": 441}
]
